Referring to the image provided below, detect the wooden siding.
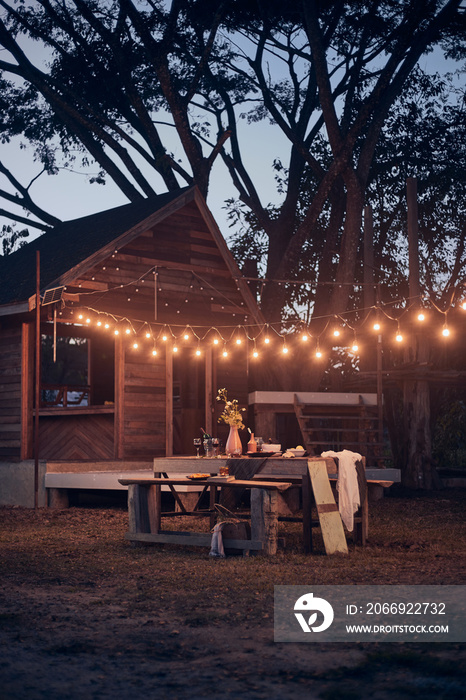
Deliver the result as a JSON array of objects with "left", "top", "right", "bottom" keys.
[
  {"left": 121, "top": 349, "right": 166, "bottom": 459},
  {"left": 0, "top": 324, "right": 22, "bottom": 458},
  {"left": 38, "top": 414, "right": 114, "bottom": 460}
]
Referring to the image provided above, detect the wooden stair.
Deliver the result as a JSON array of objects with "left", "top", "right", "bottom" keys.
[{"left": 293, "top": 394, "right": 388, "bottom": 467}]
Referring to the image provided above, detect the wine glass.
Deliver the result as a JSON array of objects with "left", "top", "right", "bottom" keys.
[{"left": 193, "top": 437, "right": 202, "bottom": 458}]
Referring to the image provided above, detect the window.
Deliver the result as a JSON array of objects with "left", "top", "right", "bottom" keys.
[{"left": 41, "top": 330, "right": 114, "bottom": 407}]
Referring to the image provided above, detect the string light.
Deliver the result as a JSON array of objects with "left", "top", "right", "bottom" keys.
[{"left": 57, "top": 280, "right": 466, "bottom": 366}]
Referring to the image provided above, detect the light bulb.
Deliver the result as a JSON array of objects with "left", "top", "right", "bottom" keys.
[
  {"left": 462, "top": 302, "right": 466, "bottom": 311},
  {"left": 264, "top": 337, "right": 270, "bottom": 344},
  {"left": 195, "top": 348, "right": 201, "bottom": 356},
  {"left": 315, "top": 350, "right": 322, "bottom": 359},
  {"left": 162, "top": 334, "right": 168, "bottom": 342},
  {"left": 222, "top": 349, "right": 228, "bottom": 358},
  {"left": 184, "top": 333, "right": 190, "bottom": 340},
  {"left": 282, "top": 346, "right": 288, "bottom": 354},
  {"left": 253, "top": 350, "right": 259, "bottom": 358},
  {"left": 105, "top": 323, "right": 109, "bottom": 329},
  {"left": 146, "top": 332, "right": 151, "bottom": 339},
  {"left": 152, "top": 349, "right": 157, "bottom": 356},
  {"left": 417, "top": 312, "right": 425, "bottom": 322},
  {"left": 352, "top": 343, "right": 359, "bottom": 352},
  {"left": 173, "top": 346, "right": 178, "bottom": 353},
  {"left": 236, "top": 338, "right": 242, "bottom": 345},
  {"left": 442, "top": 326, "right": 450, "bottom": 337},
  {"left": 373, "top": 322, "right": 381, "bottom": 331},
  {"left": 114, "top": 329, "right": 119, "bottom": 336},
  {"left": 302, "top": 334, "right": 308, "bottom": 342},
  {"left": 333, "top": 329, "right": 340, "bottom": 337},
  {"left": 125, "top": 328, "right": 131, "bottom": 335},
  {"left": 97, "top": 321, "right": 102, "bottom": 327},
  {"left": 396, "top": 333, "right": 403, "bottom": 343},
  {"left": 213, "top": 337, "right": 219, "bottom": 345},
  {"left": 133, "top": 342, "right": 138, "bottom": 349}
]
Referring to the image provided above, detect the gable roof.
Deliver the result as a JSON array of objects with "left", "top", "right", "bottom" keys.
[
  {"left": 0, "top": 186, "right": 264, "bottom": 327},
  {"left": 0, "top": 188, "right": 191, "bottom": 308}
]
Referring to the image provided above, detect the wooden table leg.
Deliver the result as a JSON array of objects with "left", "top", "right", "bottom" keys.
[
  {"left": 147, "top": 483, "right": 161, "bottom": 534},
  {"left": 209, "top": 485, "right": 218, "bottom": 529},
  {"left": 301, "top": 472, "right": 313, "bottom": 553},
  {"left": 251, "top": 488, "right": 279, "bottom": 555}
]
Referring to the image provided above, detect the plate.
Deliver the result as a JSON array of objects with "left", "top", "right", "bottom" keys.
[{"left": 187, "top": 473, "right": 211, "bottom": 480}]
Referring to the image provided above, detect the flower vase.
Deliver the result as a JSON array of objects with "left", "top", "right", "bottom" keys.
[{"left": 226, "top": 425, "right": 242, "bottom": 457}]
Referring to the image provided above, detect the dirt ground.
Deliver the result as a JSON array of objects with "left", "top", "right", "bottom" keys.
[{"left": 1, "top": 489, "right": 465, "bottom": 699}]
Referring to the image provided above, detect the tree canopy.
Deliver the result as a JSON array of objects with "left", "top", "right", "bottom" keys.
[{"left": 0, "top": 0, "right": 464, "bottom": 327}]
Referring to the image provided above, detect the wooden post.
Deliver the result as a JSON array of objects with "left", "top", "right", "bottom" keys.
[
  {"left": 114, "top": 334, "right": 124, "bottom": 459},
  {"left": 165, "top": 344, "right": 173, "bottom": 456},
  {"left": 205, "top": 345, "right": 213, "bottom": 436},
  {"left": 250, "top": 488, "right": 279, "bottom": 555},
  {"left": 34, "top": 251, "right": 40, "bottom": 510}
]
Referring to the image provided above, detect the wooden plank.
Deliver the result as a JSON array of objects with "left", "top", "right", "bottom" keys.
[
  {"left": 307, "top": 460, "right": 348, "bottom": 555},
  {"left": 124, "top": 531, "right": 263, "bottom": 550},
  {"left": 251, "top": 488, "right": 279, "bottom": 555},
  {"left": 165, "top": 344, "right": 173, "bottom": 457},
  {"left": 114, "top": 334, "right": 124, "bottom": 459},
  {"left": 119, "top": 477, "right": 291, "bottom": 490}
]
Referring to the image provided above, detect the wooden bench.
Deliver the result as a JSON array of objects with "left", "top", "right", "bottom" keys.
[{"left": 118, "top": 477, "right": 292, "bottom": 555}]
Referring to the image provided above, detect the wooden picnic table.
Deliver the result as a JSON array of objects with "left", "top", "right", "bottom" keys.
[
  {"left": 118, "top": 476, "right": 292, "bottom": 555},
  {"left": 151, "top": 455, "right": 400, "bottom": 551}
]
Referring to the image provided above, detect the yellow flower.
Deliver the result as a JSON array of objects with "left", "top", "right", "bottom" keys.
[{"left": 216, "top": 388, "right": 246, "bottom": 429}]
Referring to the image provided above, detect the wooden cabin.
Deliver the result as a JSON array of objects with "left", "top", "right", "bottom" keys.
[{"left": 0, "top": 187, "right": 264, "bottom": 503}]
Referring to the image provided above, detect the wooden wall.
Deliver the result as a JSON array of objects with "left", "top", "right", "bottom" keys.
[
  {"left": 0, "top": 323, "right": 23, "bottom": 459},
  {"left": 118, "top": 344, "right": 167, "bottom": 459},
  {"left": 38, "top": 413, "right": 114, "bottom": 460}
]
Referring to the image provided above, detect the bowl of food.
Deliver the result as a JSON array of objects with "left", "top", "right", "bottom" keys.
[{"left": 288, "top": 446, "right": 306, "bottom": 457}]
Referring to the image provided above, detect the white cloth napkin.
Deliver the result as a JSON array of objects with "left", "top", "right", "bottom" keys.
[{"left": 321, "top": 450, "right": 362, "bottom": 531}]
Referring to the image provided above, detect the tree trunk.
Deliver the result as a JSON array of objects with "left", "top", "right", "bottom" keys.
[
  {"left": 403, "top": 379, "right": 436, "bottom": 489},
  {"left": 401, "top": 178, "right": 439, "bottom": 489}
]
